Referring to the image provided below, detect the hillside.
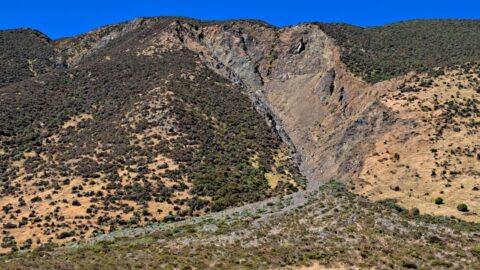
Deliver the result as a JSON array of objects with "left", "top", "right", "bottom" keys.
[
  {"left": 0, "top": 16, "right": 479, "bottom": 269},
  {"left": 358, "top": 64, "right": 480, "bottom": 221},
  {"left": 0, "top": 18, "right": 302, "bottom": 252},
  {"left": 318, "top": 20, "right": 480, "bottom": 82},
  {"left": 1, "top": 181, "right": 479, "bottom": 269},
  {"left": 0, "top": 29, "right": 55, "bottom": 87}
]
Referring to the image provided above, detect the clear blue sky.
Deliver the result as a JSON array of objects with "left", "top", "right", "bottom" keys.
[{"left": 2, "top": 0, "right": 480, "bottom": 39}]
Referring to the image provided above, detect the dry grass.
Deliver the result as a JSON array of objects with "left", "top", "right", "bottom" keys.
[
  {"left": 1, "top": 181, "right": 478, "bottom": 269},
  {"left": 358, "top": 67, "right": 480, "bottom": 222},
  {"left": 61, "top": 113, "right": 93, "bottom": 129}
]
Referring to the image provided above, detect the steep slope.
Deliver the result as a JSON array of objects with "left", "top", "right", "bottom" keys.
[
  {"left": 318, "top": 20, "right": 480, "bottom": 82},
  {"left": 0, "top": 29, "right": 55, "bottom": 87},
  {"left": 166, "top": 19, "right": 480, "bottom": 221},
  {"left": 165, "top": 20, "right": 407, "bottom": 192},
  {"left": 1, "top": 17, "right": 480, "bottom": 255},
  {"left": 0, "top": 18, "right": 302, "bottom": 252},
  {"left": 53, "top": 18, "right": 151, "bottom": 67},
  {"left": 358, "top": 64, "right": 480, "bottom": 221}
]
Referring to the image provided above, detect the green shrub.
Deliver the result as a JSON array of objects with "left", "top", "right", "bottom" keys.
[
  {"left": 410, "top": 208, "right": 420, "bottom": 216},
  {"left": 472, "top": 244, "right": 480, "bottom": 256},
  {"left": 57, "top": 231, "right": 75, "bottom": 239},
  {"left": 457, "top": 203, "right": 469, "bottom": 212},
  {"left": 435, "top": 197, "right": 444, "bottom": 205}
]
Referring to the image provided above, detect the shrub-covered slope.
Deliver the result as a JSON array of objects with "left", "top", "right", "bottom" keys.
[
  {"left": 1, "top": 17, "right": 480, "bottom": 266},
  {"left": 318, "top": 20, "right": 480, "bottom": 82},
  {"left": 0, "top": 20, "right": 302, "bottom": 251},
  {"left": 1, "top": 181, "right": 479, "bottom": 269},
  {"left": 357, "top": 63, "right": 480, "bottom": 221},
  {"left": 0, "top": 29, "right": 55, "bottom": 87}
]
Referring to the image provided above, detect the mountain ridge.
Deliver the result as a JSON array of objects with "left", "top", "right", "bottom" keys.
[{"left": 0, "top": 17, "right": 479, "bottom": 265}]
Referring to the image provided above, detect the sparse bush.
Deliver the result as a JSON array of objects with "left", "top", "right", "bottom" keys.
[
  {"left": 72, "top": 200, "right": 81, "bottom": 206},
  {"left": 3, "top": 223, "right": 17, "bottom": 229},
  {"left": 472, "top": 244, "right": 480, "bottom": 256},
  {"left": 435, "top": 197, "right": 444, "bottom": 205},
  {"left": 57, "top": 231, "right": 75, "bottom": 239},
  {"left": 31, "top": 196, "right": 42, "bottom": 203},
  {"left": 410, "top": 208, "right": 420, "bottom": 216},
  {"left": 457, "top": 203, "right": 469, "bottom": 212}
]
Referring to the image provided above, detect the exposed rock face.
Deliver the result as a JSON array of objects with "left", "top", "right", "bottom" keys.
[
  {"left": 314, "top": 68, "right": 336, "bottom": 101},
  {"left": 54, "top": 18, "right": 150, "bottom": 67},
  {"left": 163, "top": 20, "right": 406, "bottom": 189},
  {"left": 40, "top": 17, "right": 409, "bottom": 188}
]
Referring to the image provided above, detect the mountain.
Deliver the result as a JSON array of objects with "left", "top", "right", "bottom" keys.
[
  {"left": 318, "top": 20, "right": 480, "bottom": 82},
  {"left": 0, "top": 17, "right": 479, "bottom": 269},
  {"left": 0, "top": 29, "right": 55, "bottom": 87},
  {"left": 0, "top": 17, "right": 304, "bottom": 252}
]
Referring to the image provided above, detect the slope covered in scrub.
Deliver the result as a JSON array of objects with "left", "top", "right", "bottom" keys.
[
  {"left": 0, "top": 19, "right": 302, "bottom": 252},
  {"left": 1, "top": 181, "right": 479, "bottom": 269},
  {"left": 318, "top": 20, "right": 480, "bottom": 82},
  {"left": 0, "top": 29, "right": 55, "bottom": 87}
]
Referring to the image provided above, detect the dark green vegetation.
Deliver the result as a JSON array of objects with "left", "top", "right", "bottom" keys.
[
  {"left": 1, "top": 181, "right": 479, "bottom": 269},
  {"left": 0, "top": 49, "right": 299, "bottom": 211},
  {"left": 318, "top": 20, "right": 480, "bottom": 82},
  {"left": 2, "top": 17, "right": 480, "bottom": 267},
  {"left": 457, "top": 203, "right": 469, "bottom": 212},
  {"left": 0, "top": 29, "right": 55, "bottom": 87},
  {"left": 435, "top": 197, "right": 444, "bottom": 205},
  {"left": 0, "top": 18, "right": 302, "bottom": 249}
]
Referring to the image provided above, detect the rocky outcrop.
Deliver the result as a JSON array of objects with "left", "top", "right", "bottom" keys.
[
  {"left": 159, "top": 20, "right": 406, "bottom": 189},
  {"left": 168, "top": 21, "right": 301, "bottom": 162},
  {"left": 124, "top": 19, "right": 408, "bottom": 189},
  {"left": 54, "top": 18, "right": 153, "bottom": 67},
  {"left": 314, "top": 68, "right": 336, "bottom": 101},
  {"left": 50, "top": 17, "right": 408, "bottom": 189}
]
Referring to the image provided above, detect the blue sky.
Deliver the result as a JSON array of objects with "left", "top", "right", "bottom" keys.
[{"left": 1, "top": 0, "right": 479, "bottom": 39}]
